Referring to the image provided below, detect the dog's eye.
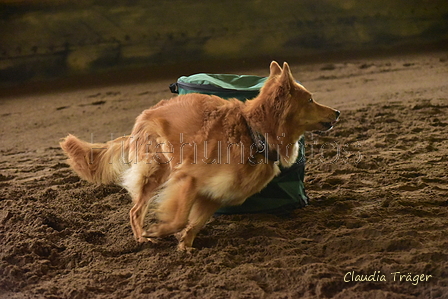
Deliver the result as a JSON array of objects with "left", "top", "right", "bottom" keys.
[{"left": 309, "top": 98, "right": 313, "bottom": 103}]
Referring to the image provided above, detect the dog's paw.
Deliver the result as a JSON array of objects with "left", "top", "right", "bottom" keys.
[
  {"left": 148, "top": 238, "right": 159, "bottom": 244},
  {"left": 174, "top": 231, "right": 183, "bottom": 241},
  {"left": 177, "top": 242, "right": 196, "bottom": 253},
  {"left": 136, "top": 236, "right": 152, "bottom": 243},
  {"left": 145, "top": 223, "right": 182, "bottom": 238},
  {"left": 142, "top": 226, "right": 159, "bottom": 238},
  {"left": 138, "top": 236, "right": 158, "bottom": 244},
  {"left": 136, "top": 230, "right": 158, "bottom": 243}
]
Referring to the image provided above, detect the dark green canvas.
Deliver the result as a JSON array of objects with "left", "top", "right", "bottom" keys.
[{"left": 170, "top": 73, "right": 308, "bottom": 214}]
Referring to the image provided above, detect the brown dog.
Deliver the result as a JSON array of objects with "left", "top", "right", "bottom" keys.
[{"left": 60, "top": 61, "right": 340, "bottom": 251}]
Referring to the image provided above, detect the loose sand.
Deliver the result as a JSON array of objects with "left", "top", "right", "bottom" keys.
[{"left": 1, "top": 50, "right": 447, "bottom": 298}]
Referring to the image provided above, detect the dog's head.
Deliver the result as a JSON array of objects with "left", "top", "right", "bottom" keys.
[{"left": 263, "top": 61, "right": 340, "bottom": 134}]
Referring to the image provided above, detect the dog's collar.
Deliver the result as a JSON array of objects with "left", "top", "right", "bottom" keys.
[{"left": 246, "top": 122, "right": 279, "bottom": 162}]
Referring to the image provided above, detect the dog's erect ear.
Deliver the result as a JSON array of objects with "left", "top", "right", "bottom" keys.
[
  {"left": 279, "top": 62, "right": 295, "bottom": 88},
  {"left": 282, "top": 62, "right": 291, "bottom": 75},
  {"left": 269, "top": 61, "right": 282, "bottom": 77}
]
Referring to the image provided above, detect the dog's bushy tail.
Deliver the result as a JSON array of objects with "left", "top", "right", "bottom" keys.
[{"left": 60, "top": 134, "right": 129, "bottom": 184}]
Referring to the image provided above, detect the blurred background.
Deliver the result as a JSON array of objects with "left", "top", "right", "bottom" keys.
[{"left": 1, "top": 0, "right": 448, "bottom": 88}]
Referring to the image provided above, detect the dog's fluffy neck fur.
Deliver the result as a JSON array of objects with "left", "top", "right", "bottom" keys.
[
  {"left": 243, "top": 77, "right": 305, "bottom": 154},
  {"left": 241, "top": 62, "right": 310, "bottom": 167}
]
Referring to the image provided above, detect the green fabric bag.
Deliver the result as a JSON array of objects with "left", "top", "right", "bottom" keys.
[{"left": 170, "top": 73, "right": 308, "bottom": 214}]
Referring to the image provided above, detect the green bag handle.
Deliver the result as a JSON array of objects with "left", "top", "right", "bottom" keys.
[{"left": 170, "top": 74, "right": 268, "bottom": 101}]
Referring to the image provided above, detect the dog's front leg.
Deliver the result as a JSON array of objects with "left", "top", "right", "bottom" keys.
[
  {"left": 176, "top": 197, "right": 220, "bottom": 252},
  {"left": 144, "top": 175, "right": 198, "bottom": 239}
]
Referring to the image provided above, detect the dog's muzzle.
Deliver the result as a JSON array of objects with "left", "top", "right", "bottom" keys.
[{"left": 319, "top": 110, "right": 340, "bottom": 131}]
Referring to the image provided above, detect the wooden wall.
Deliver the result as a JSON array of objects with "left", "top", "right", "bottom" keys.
[{"left": 1, "top": 0, "right": 447, "bottom": 85}]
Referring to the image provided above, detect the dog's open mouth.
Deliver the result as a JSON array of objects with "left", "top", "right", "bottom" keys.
[
  {"left": 319, "top": 120, "right": 336, "bottom": 130},
  {"left": 316, "top": 118, "right": 339, "bottom": 132},
  {"left": 320, "top": 122, "right": 333, "bottom": 129}
]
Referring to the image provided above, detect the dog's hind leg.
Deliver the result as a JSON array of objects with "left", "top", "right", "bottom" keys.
[
  {"left": 144, "top": 174, "right": 198, "bottom": 238},
  {"left": 177, "top": 196, "right": 220, "bottom": 252},
  {"left": 129, "top": 185, "right": 156, "bottom": 243},
  {"left": 125, "top": 163, "right": 168, "bottom": 242}
]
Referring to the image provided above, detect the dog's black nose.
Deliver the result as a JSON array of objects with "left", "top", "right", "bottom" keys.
[{"left": 335, "top": 110, "right": 341, "bottom": 119}]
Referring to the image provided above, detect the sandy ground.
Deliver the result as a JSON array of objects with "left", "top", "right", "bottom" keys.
[{"left": 1, "top": 50, "right": 448, "bottom": 298}]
